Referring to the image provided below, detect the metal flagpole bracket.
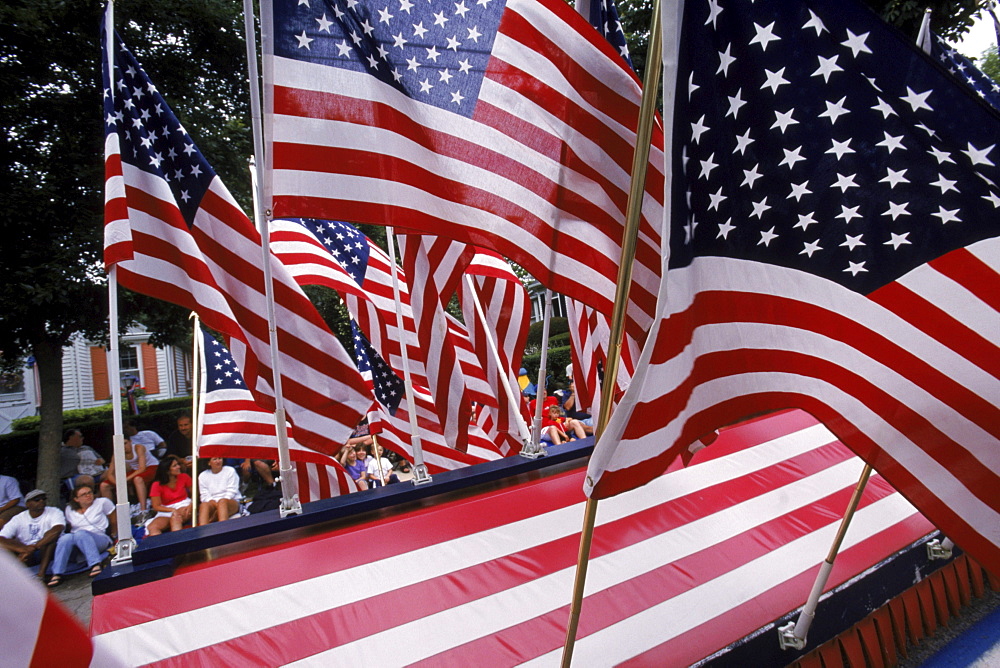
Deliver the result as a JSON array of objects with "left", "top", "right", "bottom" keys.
[
  {"left": 926, "top": 537, "right": 954, "bottom": 561},
  {"left": 277, "top": 486, "right": 302, "bottom": 517},
  {"left": 410, "top": 463, "right": 433, "bottom": 485},
  {"left": 112, "top": 535, "right": 137, "bottom": 566},
  {"left": 777, "top": 621, "right": 809, "bottom": 651},
  {"left": 519, "top": 438, "right": 547, "bottom": 459}
]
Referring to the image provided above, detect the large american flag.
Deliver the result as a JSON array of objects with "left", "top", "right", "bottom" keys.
[
  {"left": 586, "top": 0, "right": 1000, "bottom": 576},
  {"left": 399, "top": 235, "right": 497, "bottom": 452},
  {"left": 353, "top": 322, "right": 503, "bottom": 471},
  {"left": 102, "top": 21, "right": 369, "bottom": 456},
  {"left": 197, "top": 329, "right": 358, "bottom": 499},
  {"left": 461, "top": 249, "right": 531, "bottom": 454},
  {"left": 262, "top": 0, "right": 664, "bottom": 347},
  {"left": 270, "top": 218, "right": 431, "bottom": 388}
]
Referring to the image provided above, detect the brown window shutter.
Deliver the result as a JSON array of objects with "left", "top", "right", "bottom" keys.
[
  {"left": 90, "top": 347, "right": 110, "bottom": 401},
  {"left": 141, "top": 343, "right": 160, "bottom": 394}
]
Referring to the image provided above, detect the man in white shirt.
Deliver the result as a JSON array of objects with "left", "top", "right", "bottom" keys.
[
  {"left": 0, "top": 490, "right": 64, "bottom": 577},
  {"left": 124, "top": 420, "right": 166, "bottom": 460},
  {"left": 365, "top": 445, "right": 399, "bottom": 488}
]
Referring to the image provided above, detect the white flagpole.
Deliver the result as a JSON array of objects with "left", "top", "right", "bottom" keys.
[
  {"left": 244, "top": 0, "right": 299, "bottom": 515},
  {"left": 524, "top": 288, "right": 553, "bottom": 457},
  {"left": 916, "top": 7, "right": 933, "bottom": 53},
  {"left": 463, "top": 275, "right": 532, "bottom": 447},
  {"left": 105, "top": 1, "right": 135, "bottom": 565},
  {"left": 189, "top": 313, "right": 201, "bottom": 527},
  {"left": 384, "top": 229, "right": 432, "bottom": 485}
]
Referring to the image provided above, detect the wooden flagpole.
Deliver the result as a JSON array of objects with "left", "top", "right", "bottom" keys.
[
  {"left": 561, "top": 0, "right": 663, "bottom": 662},
  {"left": 778, "top": 463, "right": 873, "bottom": 649}
]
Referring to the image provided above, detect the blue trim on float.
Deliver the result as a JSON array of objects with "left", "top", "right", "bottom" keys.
[
  {"left": 699, "top": 532, "right": 952, "bottom": 667},
  {"left": 94, "top": 438, "right": 594, "bottom": 593}
]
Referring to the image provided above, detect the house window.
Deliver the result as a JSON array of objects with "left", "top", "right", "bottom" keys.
[
  {"left": 0, "top": 371, "right": 24, "bottom": 397},
  {"left": 119, "top": 345, "right": 141, "bottom": 388}
]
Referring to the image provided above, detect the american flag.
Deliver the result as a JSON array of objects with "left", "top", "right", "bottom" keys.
[
  {"left": 262, "top": 0, "right": 664, "bottom": 348},
  {"left": 586, "top": 0, "right": 1000, "bottom": 576},
  {"left": 270, "top": 218, "right": 430, "bottom": 388},
  {"left": 399, "top": 235, "right": 498, "bottom": 452},
  {"left": 197, "top": 329, "right": 358, "bottom": 499},
  {"left": 102, "top": 20, "right": 369, "bottom": 456},
  {"left": 461, "top": 249, "right": 531, "bottom": 454},
  {"left": 926, "top": 32, "right": 1000, "bottom": 113},
  {"left": 575, "top": 0, "right": 632, "bottom": 68},
  {"left": 353, "top": 322, "right": 503, "bottom": 471}
]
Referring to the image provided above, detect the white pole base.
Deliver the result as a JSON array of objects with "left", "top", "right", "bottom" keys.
[
  {"left": 519, "top": 439, "right": 548, "bottom": 459},
  {"left": 111, "top": 537, "right": 136, "bottom": 566},
  {"left": 777, "top": 620, "right": 808, "bottom": 651},
  {"left": 279, "top": 492, "right": 302, "bottom": 518},
  {"left": 926, "top": 538, "right": 954, "bottom": 561},
  {"left": 410, "top": 464, "right": 433, "bottom": 486}
]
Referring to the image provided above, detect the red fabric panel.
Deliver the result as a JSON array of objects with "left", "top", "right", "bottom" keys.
[
  {"left": 29, "top": 597, "right": 92, "bottom": 668},
  {"left": 940, "top": 562, "right": 962, "bottom": 616},
  {"left": 986, "top": 568, "right": 1000, "bottom": 591},
  {"left": 856, "top": 618, "right": 884, "bottom": 668},
  {"left": 953, "top": 556, "right": 973, "bottom": 607},
  {"left": 887, "top": 598, "right": 908, "bottom": 658},
  {"left": 871, "top": 607, "right": 898, "bottom": 667},
  {"left": 901, "top": 589, "right": 924, "bottom": 644},
  {"left": 839, "top": 630, "right": 866, "bottom": 668},
  {"left": 794, "top": 653, "right": 824, "bottom": 668},
  {"left": 969, "top": 557, "right": 986, "bottom": 598},
  {"left": 818, "top": 641, "right": 843, "bottom": 668},
  {"left": 926, "top": 575, "right": 950, "bottom": 627},
  {"left": 915, "top": 579, "right": 938, "bottom": 636}
]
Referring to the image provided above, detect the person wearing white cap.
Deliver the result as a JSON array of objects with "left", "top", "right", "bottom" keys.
[{"left": 0, "top": 490, "right": 64, "bottom": 579}]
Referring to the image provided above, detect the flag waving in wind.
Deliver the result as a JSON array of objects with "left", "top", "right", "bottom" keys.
[
  {"left": 102, "top": 14, "right": 370, "bottom": 455},
  {"left": 262, "top": 0, "right": 664, "bottom": 348},
  {"left": 587, "top": 0, "right": 1000, "bottom": 575},
  {"left": 198, "top": 329, "right": 357, "bottom": 499}
]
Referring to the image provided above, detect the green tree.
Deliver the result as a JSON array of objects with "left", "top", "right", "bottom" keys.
[
  {"left": 0, "top": 0, "right": 250, "bottom": 498},
  {"left": 979, "top": 44, "right": 1000, "bottom": 81}
]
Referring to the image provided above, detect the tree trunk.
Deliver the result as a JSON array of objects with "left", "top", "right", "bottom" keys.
[{"left": 33, "top": 337, "right": 64, "bottom": 501}]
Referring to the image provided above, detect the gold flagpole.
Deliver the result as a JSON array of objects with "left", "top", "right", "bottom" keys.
[{"left": 561, "top": 0, "right": 663, "bottom": 663}]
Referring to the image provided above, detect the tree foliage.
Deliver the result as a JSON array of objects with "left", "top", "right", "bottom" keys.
[{"left": 0, "top": 0, "right": 251, "bottom": 495}]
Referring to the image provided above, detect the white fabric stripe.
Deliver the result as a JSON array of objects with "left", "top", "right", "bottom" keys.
[
  {"left": 526, "top": 493, "right": 920, "bottom": 666},
  {"left": 92, "top": 421, "right": 834, "bottom": 662},
  {"left": 289, "top": 458, "right": 896, "bottom": 666},
  {"left": 1, "top": 552, "right": 47, "bottom": 668},
  {"left": 897, "top": 257, "right": 1000, "bottom": 344}
]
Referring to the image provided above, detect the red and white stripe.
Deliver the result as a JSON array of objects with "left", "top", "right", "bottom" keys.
[
  {"left": 0, "top": 551, "right": 126, "bottom": 668},
  {"left": 565, "top": 297, "right": 638, "bottom": 415},
  {"left": 265, "top": 0, "right": 663, "bottom": 348},
  {"left": 105, "top": 151, "right": 369, "bottom": 458},
  {"left": 90, "top": 410, "right": 933, "bottom": 666},
  {"left": 399, "top": 235, "right": 497, "bottom": 452},
  {"left": 269, "top": 219, "right": 431, "bottom": 388},
  {"left": 588, "top": 244, "right": 1000, "bottom": 574},
  {"left": 462, "top": 249, "right": 531, "bottom": 454}
]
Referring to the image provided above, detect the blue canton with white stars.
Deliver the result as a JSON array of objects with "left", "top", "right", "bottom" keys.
[
  {"left": 930, "top": 33, "right": 1000, "bottom": 113},
  {"left": 289, "top": 219, "right": 372, "bottom": 285},
  {"left": 671, "top": 0, "right": 1000, "bottom": 294},
  {"left": 352, "top": 321, "right": 404, "bottom": 414},
  {"left": 203, "top": 331, "right": 247, "bottom": 391},
  {"left": 273, "top": 0, "right": 505, "bottom": 119},
  {"left": 102, "top": 33, "right": 215, "bottom": 227}
]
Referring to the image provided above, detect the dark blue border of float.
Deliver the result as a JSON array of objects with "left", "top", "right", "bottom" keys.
[
  {"left": 93, "top": 438, "right": 594, "bottom": 595},
  {"left": 702, "top": 531, "right": 954, "bottom": 666}
]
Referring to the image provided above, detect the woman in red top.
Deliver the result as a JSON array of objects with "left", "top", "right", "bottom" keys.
[{"left": 146, "top": 455, "right": 192, "bottom": 536}]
